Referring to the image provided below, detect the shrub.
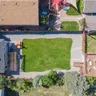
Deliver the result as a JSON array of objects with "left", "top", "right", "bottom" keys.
[
  {"left": 47, "top": 28, "right": 56, "bottom": 31},
  {"left": 40, "top": 14, "right": 48, "bottom": 25},
  {"left": 56, "top": 78, "right": 64, "bottom": 86},
  {"left": 48, "top": 70, "right": 58, "bottom": 84},
  {"left": 86, "top": 77, "right": 96, "bottom": 95},
  {"left": 0, "top": 75, "right": 6, "bottom": 89},
  {"left": 87, "top": 77, "right": 96, "bottom": 85},
  {"left": 40, "top": 75, "right": 53, "bottom": 87},
  {"left": 22, "top": 80, "right": 33, "bottom": 91},
  {"left": 6, "top": 80, "right": 17, "bottom": 90},
  {"left": 7, "top": 79, "right": 33, "bottom": 94},
  {"left": 40, "top": 70, "right": 64, "bottom": 87},
  {"left": 33, "top": 75, "right": 42, "bottom": 88}
]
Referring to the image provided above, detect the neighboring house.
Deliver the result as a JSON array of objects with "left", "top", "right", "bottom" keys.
[
  {"left": 83, "top": 0, "right": 96, "bottom": 31},
  {"left": 0, "top": 39, "right": 8, "bottom": 73},
  {"left": 83, "top": 0, "right": 96, "bottom": 13},
  {"left": 0, "top": 0, "right": 39, "bottom": 25},
  {"left": 85, "top": 16, "right": 96, "bottom": 31}
]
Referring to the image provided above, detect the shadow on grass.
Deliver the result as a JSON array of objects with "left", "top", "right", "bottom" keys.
[
  {"left": 89, "top": 35, "right": 96, "bottom": 40},
  {"left": 85, "top": 34, "right": 87, "bottom": 53},
  {"left": 4, "top": 88, "right": 19, "bottom": 96},
  {"left": 22, "top": 55, "right": 26, "bottom": 72}
]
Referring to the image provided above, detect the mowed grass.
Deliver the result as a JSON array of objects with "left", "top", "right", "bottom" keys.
[
  {"left": 87, "top": 35, "right": 96, "bottom": 53},
  {"left": 61, "top": 21, "right": 79, "bottom": 31},
  {"left": 22, "top": 38, "right": 72, "bottom": 72}
]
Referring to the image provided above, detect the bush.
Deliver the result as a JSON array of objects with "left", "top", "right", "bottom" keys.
[
  {"left": 0, "top": 75, "right": 6, "bottom": 89},
  {"left": 40, "top": 75, "right": 53, "bottom": 87},
  {"left": 40, "top": 70, "right": 64, "bottom": 87},
  {"left": 86, "top": 77, "right": 96, "bottom": 95},
  {"left": 33, "top": 75, "right": 42, "bottom": 88},
  {"left": 7, "top": 79, "right": 33, "bottom": 94},
  {"left": 6, "top": 80, "right": 17, "bottom": 90},
  {"left": 56, "top": 78, "right": 64, "bottom": 86},
  {"left": 48, "top": 70, "right": 58, "bottom": 84},
  {"left": 40, "top": 14, "right": 48, "bottom": 25},
  {"left": 47, "top": 28, "right": 56, "bottom": 31},
  {"left": 22, "top": 80, "right": 33, "bottom": 91}
]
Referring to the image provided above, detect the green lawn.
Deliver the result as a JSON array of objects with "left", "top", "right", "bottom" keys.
[
  {"left": 87, "top": 35, "right": 96, "bottom": 53},
  {"left": 22, "top": 38, "right": 72, "bottom": 72},
  {"left": 76, "top": 0, "right": 83, "bottom": 13},
  {"left": 66, "top": 5, "right": 80, "bottom": 16},
  {"left": 61, "top": 21, "right": 79, "bottom": 31}
]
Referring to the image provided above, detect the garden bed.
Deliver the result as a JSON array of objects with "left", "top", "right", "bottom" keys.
[{"left": 22, "top": 38, "right": 72, "bottom": 72}]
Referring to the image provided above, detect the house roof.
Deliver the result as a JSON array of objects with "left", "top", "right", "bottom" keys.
[
  {"left": 51, "top": 0, "right": 61, "bottom": 7},
  {"left": 0, "top": 0, "right": 39, "bottom": 25},
  {"left": 84, "top": 0, "right": 96, "bottom": 13},
  {"left": 0, "top": 39, "right": 6, "bottom": 73}
]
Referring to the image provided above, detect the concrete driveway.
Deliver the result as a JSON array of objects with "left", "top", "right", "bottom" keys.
[{"left": 3, "top": 33, "right": 84, "bottom": 71}]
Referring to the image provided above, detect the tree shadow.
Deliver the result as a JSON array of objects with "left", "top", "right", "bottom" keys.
[
  {"left": 22, "top": 55, "right": 26, "bottom": 71},
  {"left": 89, "top": 35, "right": 96, "bottom": 40},
  {"left": 22, "top": 42, "right": 27, "bottom": 49},
  {"left": 4, "top": 88, "right": 19, "bottom": 96}
]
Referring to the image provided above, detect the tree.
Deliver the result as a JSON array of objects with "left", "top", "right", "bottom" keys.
[{"left": 64, "top": 72, "right": 89, "bottom": 96}]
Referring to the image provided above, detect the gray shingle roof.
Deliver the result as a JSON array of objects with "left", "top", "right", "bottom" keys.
[
  {"left": 84, "top": 0, "right": 96, "bottom": 13},
  {"left": 86, "top": 16, "right": 96, "bottom": 30},
  {"left": 0, "top": 39, "right": 6, "bottom": 73}
]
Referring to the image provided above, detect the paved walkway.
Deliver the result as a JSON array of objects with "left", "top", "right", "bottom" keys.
[
  {"left": 4, "top": 33, "right": 84, "bottom": 79},
  {"left": 67, "top": 0, "right": 77, "bottom": 8}
]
